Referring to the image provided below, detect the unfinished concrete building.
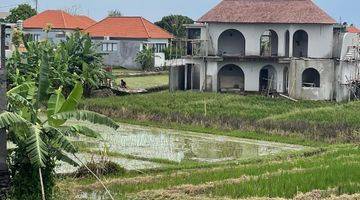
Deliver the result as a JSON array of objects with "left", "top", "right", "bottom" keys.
[{"left": 169, "top": 0, "right": 360, "bottom": 101}]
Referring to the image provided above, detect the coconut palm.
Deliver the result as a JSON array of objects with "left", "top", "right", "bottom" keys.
[{"left": 0, "top": 55, "right": 119, "bottom": 199}]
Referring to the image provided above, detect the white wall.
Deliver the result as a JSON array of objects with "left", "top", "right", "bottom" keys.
[
  {"left": 23, "top": 29, "right": 74, "bottom": 44},
  {"left": 201, "top": 60, "right": 288, "bottom": 93},
  {"left": 205, "top": 23, "right": 334, "bottom": 58}
]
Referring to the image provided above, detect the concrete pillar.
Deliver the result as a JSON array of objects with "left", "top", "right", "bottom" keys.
[
  {"left": 278, "top": 31, "right": 286, "bottom": 57},
  {"left": 289, "top": 30, "right": 294, "bottom": 57},
  {"left": 184, "top": 65, "right": 188, "bottom": 90},
  {"left": 246, "top": 35, "right": 260, "bottom": 56}
]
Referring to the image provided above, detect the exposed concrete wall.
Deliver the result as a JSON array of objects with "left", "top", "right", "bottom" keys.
[
  {"left": 335, "top": 32, "right": 360, "bottom": 102},
  {"left": 94, "top": 38, "right": 168, "bottom": 70},
  {"left": 206, "top": 23, "right": 333, "bottom": 58},
  {"left": 93, "top": 39, "right": 143, "bottom": 69},
  {"left": 288, "top": 59, "right": 334, "bottom": 100}
]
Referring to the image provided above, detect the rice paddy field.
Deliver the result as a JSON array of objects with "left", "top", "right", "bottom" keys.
[
  {"left": 55, "top": 92, "right": 360, "bottom": 200},
  {"left": 82, "top": 92, "right": 360, "bottom": 143}
]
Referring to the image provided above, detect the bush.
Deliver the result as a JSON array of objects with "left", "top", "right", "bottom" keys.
[
  {"left": 135, "top": 48, "right": 155, "bottom": 71},
  {"left": 75, "top": 161, "right": 126, "bottom": 178},
  {"left": 6, "top": 30, "right": 111, "bottom": 96}
]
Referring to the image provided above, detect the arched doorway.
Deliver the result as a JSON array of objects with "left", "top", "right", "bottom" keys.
[
  {"left": 302, "top": 68, "right": 320, "bottom": 87},
  {"left": 260, "top": 30, "right": 278, "bottom": 56},
  {"left": 259, "top": 65, "right": 277, "bottom": 91},
  {"left": 293, "top": 30, "right": 308, "bottom": 57},
  {"left": 218, "top": 64, "right": 245, "bottom": 92},
  {"left": 283, "top": 67, "right": 289, "bottom": 93},
  {"left": 285, "top": 30, "right": 290, "bottom": 57},
  {"left": 218, "top": 29, "right": 245, "bottom": 56}
]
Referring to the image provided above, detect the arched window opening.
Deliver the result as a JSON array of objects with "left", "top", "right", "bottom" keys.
[
  {"left": 260, "top": 30, "right": 278, "bottom": 57},
  {"left": 218, "top": 64, "right": 245, "bottom": 92},
  {"left": 259, "top": 65, "right": 277, "bottom": 91},
  {"left": 218, "top": 29, "right": 245, "bottom": 56},
  {"left": 293, "top": 30, "right": 308, "bottom": 57},
  {"left": 302, "top": 68, "right": 320, "bottom": 88}
]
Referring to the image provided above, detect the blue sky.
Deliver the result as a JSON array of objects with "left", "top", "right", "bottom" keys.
[{"left": 0, "top": 0, "right": 359, "bottom": 25}]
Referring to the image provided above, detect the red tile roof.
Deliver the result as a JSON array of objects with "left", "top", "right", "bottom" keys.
[
  {"left": 85, "top": 17, "right": 174, "bottom": 39},
  {"left": 347, "top": 26, "right": 360, "bottom": 34},
  {"left": 75, "top": 15, "right": 97, "bottom": 26},
  {"left": 198, "top": 0, "right": 336, "bottom": 24},
  {"left": 23, "top": 10, "right": 96, "bottom": 30}
]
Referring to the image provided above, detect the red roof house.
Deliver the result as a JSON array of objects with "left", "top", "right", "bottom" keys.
[
  {"left": 198, "top": 0, "right": 336, "bottom": 24},
  {"left": 23, "top": 10, "right": 96, "bottom": 30},
  {"left": 85, "top": 16, "right": 173, "bottom": 39},
  {"left": 347, "top": 26, "right": 360, "bottom": 34}
]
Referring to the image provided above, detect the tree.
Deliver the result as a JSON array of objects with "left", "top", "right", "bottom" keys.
[
  {"left": 1, "top": 80, "right": 119, "bottom": 199},
  {"left": 7, "top": 30, "right": 109, "bottom": 97},
  {"left": 5, "top": 4, "right": 37, "bottom": 23},
  {"left": 135, "top": 47, "right": 155, "bottom": 71},
  {"left": 0, "top": 24, "right": 10, "bottom": 199},
  {"left": 108, "top": 9, "right": 122, "bottom": 17},
  {"left": 155, "top": 15, "right": 194, "bottom": 38}
]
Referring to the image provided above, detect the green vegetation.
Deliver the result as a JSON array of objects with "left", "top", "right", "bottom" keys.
[
  {"left": 135, "top": 47, "right": 155, "bottom": 71},
  {"left": 116, "top": 74, "right": 168, "bottom": 89},
  {"left": 1, "top": 80, "right": 118, "bottom": 199},
  {"left": 155, "top": 15, "right": 194, "bottom": 38},
  {"left": 55, "top": 145, "right": 359, "bottom": 199},
  {"left": 83, "top": 92, "right": 360, "bottom": 143},
  {"left": 2, "top": 30, "right": 118, "bottom": 199},
  {"left": 7, "top": 30, "right": 110, "bottom": 97},
  {"left": 5, "top": 4, "right": 36, "bottom": 23}
]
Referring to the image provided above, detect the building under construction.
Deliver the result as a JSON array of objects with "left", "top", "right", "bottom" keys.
[{"left": 168, "top": 0, "right": 360, "bottom": 102}]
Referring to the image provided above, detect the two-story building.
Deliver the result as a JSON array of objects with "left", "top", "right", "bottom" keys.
[{"left": 169, "top": 0, "right": 360, "bottom": 101}]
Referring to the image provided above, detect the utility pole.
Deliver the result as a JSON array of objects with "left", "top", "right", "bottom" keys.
[
  {"left": 0, "top": 23, "right": 10, "bottom": 198},
  {"left": 34, "top": 0, "right": 38, "bottom": 12}
]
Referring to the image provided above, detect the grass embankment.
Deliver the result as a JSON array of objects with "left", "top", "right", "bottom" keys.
[
  {"left": 56, "top": 145, "right": 360, "bottom": 199},
  {"left": 82, "top": 92, "right": 360, "bottom": 143},
  {"left": 115, "top": 75, "right": 168, "bottom": 89},
  {"left": 112, "top": 68, "right": 169, "bottom": 89}
]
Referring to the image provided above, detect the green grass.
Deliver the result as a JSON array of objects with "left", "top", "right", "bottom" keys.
[
  {"left": 209, "top": 145, "right": 360, "bottom": 199},
  {"left": 54, "top": 92, "right": 360, "bottom": 199},
  {"left": 115, "top": 75, "right": 168, "bottom": 89},
  {"left": 84, "top": 92, "right": 331, "bottom": 121},
  {"left": 82, "top": 92, "right": 360, "bottom": 142},
  {"left": 55, "top": 145, "right": 360, "bottom": 199}
]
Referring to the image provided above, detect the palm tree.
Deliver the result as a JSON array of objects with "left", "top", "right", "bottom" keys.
[{"left": 0, "top": 23, "right": 10, "bottom": 198}]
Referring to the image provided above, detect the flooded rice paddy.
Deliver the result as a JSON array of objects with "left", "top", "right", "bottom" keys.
[{"left": 57, "top": 121, "right": 304, "bottom": 174}]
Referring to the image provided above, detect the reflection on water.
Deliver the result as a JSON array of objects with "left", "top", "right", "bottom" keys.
[{"left": 67, "top": 121, "right": 303, "bottom": 164}]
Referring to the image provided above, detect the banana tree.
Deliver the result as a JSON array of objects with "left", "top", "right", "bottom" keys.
[
  {"left": 2, "top": 53, "right": 119, "bottom": 200},
  {"left": 0, "top": 23, "right": 10, "bottom": 199},
  {"left": 1, "top": 80, "right": 119, "bottom": 199}
]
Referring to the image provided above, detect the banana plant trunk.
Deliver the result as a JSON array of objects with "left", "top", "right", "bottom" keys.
[{"left": 0, "top": 23, "right": 10, "bottom": 197}]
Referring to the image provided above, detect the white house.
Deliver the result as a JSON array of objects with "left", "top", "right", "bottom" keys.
[{"left": 169, "top": 0, "right": 360, "bottom": 101}]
